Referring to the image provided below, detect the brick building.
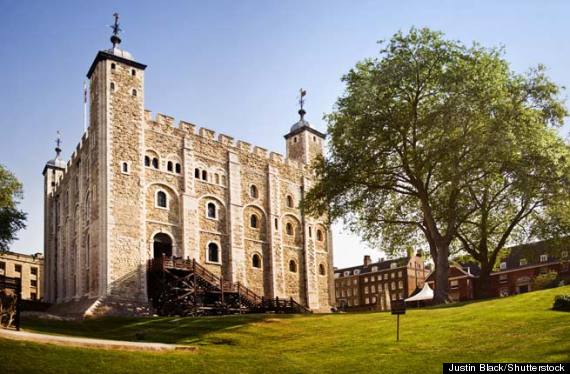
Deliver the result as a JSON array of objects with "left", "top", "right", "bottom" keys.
[
  {"left": 428, "top": 239, "right": 570, "bottom": 300},
  {"left": 43, "top": 16, "right": 333, "bottom": 315},
  {"left": 333, "top": 254, "right": 427, "bottom": 310},
  {"left": 0, "top": 251, "right": 44, "bottom": 300},
  {"left": 426, "top": 263, "right": 478, "bottom": 302}
]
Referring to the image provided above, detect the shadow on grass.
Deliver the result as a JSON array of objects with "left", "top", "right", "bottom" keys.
[{"left": 21, "top": 313, "right": 297, "bottom": 345}]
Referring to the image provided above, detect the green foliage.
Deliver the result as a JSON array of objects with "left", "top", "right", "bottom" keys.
[
  {"left": 7, "top": 286, "right": 570, "bottom": 373},
  {"left": 553, "top": 294, "right": 570, "bottom": 311},
  {"left": 303, "top": 27, "right": 569, "bottom": 301},
  {"left": 533, "top": 271, "right": 559, "bottom": 290},
  {"left": 0, "top": 164, "right": 26, "bottom": 251}
]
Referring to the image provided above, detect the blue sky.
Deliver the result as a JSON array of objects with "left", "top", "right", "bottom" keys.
[{"left": 0, "top": 0, "right": 569, "bottom": 267}]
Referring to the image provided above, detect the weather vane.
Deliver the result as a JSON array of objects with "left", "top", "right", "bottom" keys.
[
  {"left": 110, "top": 12, "right": 122, "bottom": 48},
  {"left": 55, "top": 131, "right": 62, "bottom": 157},
  {"left": 298, "top": 88, "right": 307, "bottom": 120}
]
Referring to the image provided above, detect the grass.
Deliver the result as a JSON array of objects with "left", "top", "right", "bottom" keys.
[{"left": 1, "top": 286, "right": 569, "bottom": 373}]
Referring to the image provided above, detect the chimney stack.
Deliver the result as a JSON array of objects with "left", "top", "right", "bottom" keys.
[{"left": 363, "top": 255, "right": 372, "bottom": 266}]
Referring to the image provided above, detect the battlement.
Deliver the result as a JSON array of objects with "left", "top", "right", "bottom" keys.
[{"left": 142, "top": 109, "right": 310, "bottom": 169}]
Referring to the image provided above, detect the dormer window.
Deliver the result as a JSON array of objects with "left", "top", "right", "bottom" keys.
[
  {"left": 354, "top": 269, "right": 361, "bottom": 275},
  {"left": 500, "top": 262, "right": 507, "bottom": 270},
  {"left": 343, "top": 271, "right": 350, "bottom": 277},
  {"left": 390, "top": 262, "right": 397, "bottom": 269},
  {"left": 540, "top": 254, "right": 548, "bottom": 263},
  {"left": 519, "top": 258, "right": 528, "bottom": 266},
  {"left": 371, "top": 266, "right": 378, "bottom": 272}
]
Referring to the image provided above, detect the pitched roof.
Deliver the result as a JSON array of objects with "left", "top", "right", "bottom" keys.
[
  {"left": 334, "top": 257, "right": 410, "bottom": 276},
  {"left": 501, "top": 238, "right": 570, "bottom": 270}
]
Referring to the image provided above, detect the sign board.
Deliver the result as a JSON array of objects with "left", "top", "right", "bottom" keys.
[{"left": 391, "top": 301, "right": 406, "bottom": 315}]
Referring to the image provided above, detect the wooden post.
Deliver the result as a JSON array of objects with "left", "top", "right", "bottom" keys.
[{"left": 396, "top": 314, "right": 400, "bottom": 342}]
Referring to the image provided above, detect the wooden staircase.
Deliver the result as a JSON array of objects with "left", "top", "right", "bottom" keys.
[{"left": 147, "top": 257, "right": 311, "bottom": 316}]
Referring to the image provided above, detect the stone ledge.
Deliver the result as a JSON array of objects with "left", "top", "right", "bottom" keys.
[{"left": 0, "top": 328, "right": 198, "bottom": 352}]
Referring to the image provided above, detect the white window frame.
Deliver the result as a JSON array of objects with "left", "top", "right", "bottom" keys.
[
  {"left": 500, "top": 262, "right": 507, "bottom": 270},
  {"left": 155, "top": 189, "right": 169, "bottom": 210},
  {"left": 205, "top": 201, "right": 219, "bottom": 221},
  {"left": 540, "top": 254, "right": 548, "bottom": 263}
]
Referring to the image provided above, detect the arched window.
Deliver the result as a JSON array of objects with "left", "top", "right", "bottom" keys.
[
  {"left": 286, "top": 195, "right": 294, "bottom": 208},
  {"left": 252, "top": 254, "right": 261, "bottom": 268},
  {"left": 207, "top": 202, "right": 216, "bottom": 219},
  {"left": 152, "top": 158, "right": 159, "bottom": 169},
  {"left": 132, "top": 89, "right": 137, "bottom": 97},
  {"left": 110, "top": 82, "right": 115, "bottom": 92},
  {"left": 289, "top": 260, "right": 297, "bottom": 273},
  {"left": 319, "top": 264, "right": 326, "bottom": 276},
  {"left": 317, "top": 229, "right": 323, "bottom": 242},
  {"left": 250, "top": 214, "right": 258, "bottom": 228},
  {"left": 167, "top": 161, "right": 173, "bottom": 172},
  {"left": 308, "top": 226, "right": 312, "bottom": 238},
  {"left": 121, "top": 162, "right": 128, "bottom": 173},
  {"left": 286, "top": 222, "right": 293, "bottom": 235},
  {"left": 194, "top": 168, "right": 200, "bottom": 178},
  {"left": 156, "top": 191, "right": 167, "bottom": 208},
  {"left": 207, "top": 242, "right": 220, "bottom": 263},
  {"left": 250, "top": 185, "right": 258, "bottom": 198},
  {"left": 221, "top": 175, "right": 226, "bottom": 186},
  {"left": 144, "top": 156, "right": 150, "bottom": 167},
  {"left": 274, "top": 218, "right": 278, "bottom": 230},
  {"left": 202, "top": 170, "right": 208, "bottom": 181},
  {"left": 175, "top": 163, "right": 181, "bottom": 174}
]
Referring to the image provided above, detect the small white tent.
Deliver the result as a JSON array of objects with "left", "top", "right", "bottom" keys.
[{"left": 404, "top": 282, "right": 434, "bottom": 302}]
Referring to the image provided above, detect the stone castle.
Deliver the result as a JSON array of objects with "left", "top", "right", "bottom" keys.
[{"left": 42, "top": 19, "right": 333, "bottom": 315}]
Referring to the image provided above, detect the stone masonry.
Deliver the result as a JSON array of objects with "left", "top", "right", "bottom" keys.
[{"left": 42, "top": 31, "right": 333, "bottom": 315}]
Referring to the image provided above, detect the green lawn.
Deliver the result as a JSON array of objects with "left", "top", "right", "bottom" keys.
[{"left": 1, "top": 286, "right": 569, "bottom": 374}]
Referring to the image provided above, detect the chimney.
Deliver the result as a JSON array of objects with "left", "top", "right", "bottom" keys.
[{"left": 363, "top": 255, "right": 372, "bottom": 266}]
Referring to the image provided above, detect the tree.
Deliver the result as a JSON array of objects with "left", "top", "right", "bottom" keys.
[
  {"left": 0, "top": 165, "right": 26, "bottom": 252},
  {"left": 303, "top": 28, "right": 567, "bottom": 304}
]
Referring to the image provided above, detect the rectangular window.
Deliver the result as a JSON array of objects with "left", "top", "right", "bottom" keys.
[
  {"left": 540, "top": 254, "right": 548, "bottom": 263},
  {"left": 30, "top": 279, "right": 37, "bottom": 287},
  {"left": 519, "top": 258, "right": 527, "bottom": 266},
  {"left": 0, "top": 261, "right": 5, "bottom": 273},
  {"left": 371, "top": 285, "right": 376, "bottom": 293},
  {"left": 30, "top": 293, "right": 37, "bottom": 301},
  {"left": 353, "top": 279, "right": 357, "bottom": 285},
  {"left": 364, "top": 277, "right": 368, "bottom": 283},
  {"left": 371, "top": 296, "right": 377, "bottom": 304},
  {"left": 391, "top": 272, "right": 395, "bottom": 279},
  {"left": 398, "top": 271, "right": 402, "bottom": 278},
  {"left": 31, "top": 267, "right": 38, "bottom": 276},
  {"left": 450, "top": 280, "right": 459, "bottom": 289},
  {"left": 398, "top": 280, "right": 404, "bottom": 289},
  {"left": 354, "top": 299, "right": 359, "bottom": 306},
  {"left": 347, "top": 288, "right": 352, "bottom": 297},
  {"left": 364, "top": 286, "right": 369, "bottom": 294},
  {"left": 15, "top": 264, "right": 22, "bottom": 273},
  {"left": 365, "top": 297, "right": 369, "bottom": 304},
  {"left": 384, "top": 274, "right": 388, "bottom": 280},
  {"left": 353, "top": 287, "right": 358, "bottom": 295}
]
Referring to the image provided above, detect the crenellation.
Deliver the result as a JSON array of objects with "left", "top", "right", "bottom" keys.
[
  {"left": 218, "top": 133, "right": 235, "bottom": 146},
  {"left": 237, "top": 140, "right": 252, "bottom": 152},
  {"left": 156, "top": 113, "right": 175, "bottom": 126},
  {"left": 179, "top": 120, "right": 196, "bottom": 134},
  {"left": 269, "top": 152, "right": 284, "bottom": 164},
  {"left": 253, "top": 146, "right": 268, "bottom": 158},
  {"left": 198, "top": 127, "right": 216, "bottom": 140}
]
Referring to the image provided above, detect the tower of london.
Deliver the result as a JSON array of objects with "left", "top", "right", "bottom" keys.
[{"left": 42, "top": 19, "right": 333, "bottom": 315}]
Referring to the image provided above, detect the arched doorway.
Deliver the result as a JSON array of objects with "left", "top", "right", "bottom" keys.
[{"left": 153, "top": 233, "right": 173, "bottom": 258}]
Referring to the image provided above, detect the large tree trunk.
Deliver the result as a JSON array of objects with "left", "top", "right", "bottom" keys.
[
  {"left": 474, "top": 260, "right": 493, "bottom": 299},
  {"left": 433, "top": 244, "right": 450, "bottom": 304}
]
